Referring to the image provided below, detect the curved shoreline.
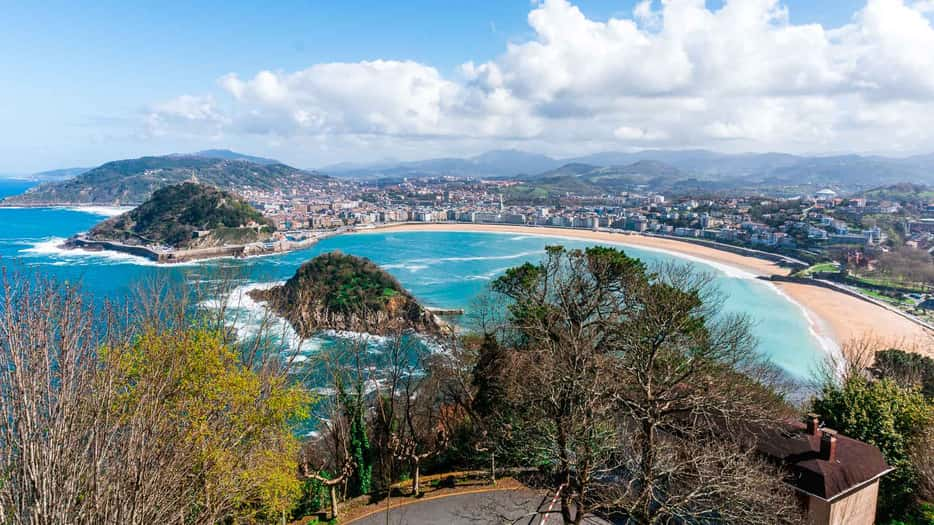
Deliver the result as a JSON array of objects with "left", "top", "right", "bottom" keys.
[{"left": 355, "top": 223, "right": 933, "bottom": 357}]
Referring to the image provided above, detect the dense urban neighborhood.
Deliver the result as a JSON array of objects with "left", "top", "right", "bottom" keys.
[{"left": 234, "top": 170, "right": 934, "bottom": 326}]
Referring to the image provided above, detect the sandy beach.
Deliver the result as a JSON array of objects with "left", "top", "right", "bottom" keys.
[{"left": 362, "top": 223, "right": 933, "bottom": 357}]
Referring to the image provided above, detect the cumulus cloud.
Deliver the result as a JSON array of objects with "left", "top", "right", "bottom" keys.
[
  {"left": 145, "top": 0, "right": 934, "bottom": 158},
  {"left": 144, "top": 95, "right": 227, "bottom": 138}
]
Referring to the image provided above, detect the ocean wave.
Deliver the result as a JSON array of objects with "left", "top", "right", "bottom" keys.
[
  {"left": 381, "top": 263, "right": 429, "bottom": 272},
  {"left": 463, "top": 266, "right": 513, "bottom": 281},
  {"left": 407, "top": 249, "right": 544, "bottom": 265},
  {"left": 208, "top": 281, "right": 323, "bottom": 356},
  {"left": 17, "top": 237, "right": 172, "bottom": 267},
  {"left": 209, "top": 281, "right": 447, "bottom": 364},
  {"left": 61, "top": 206, "right": 132, "bottom": 217},
  {"left": 765, "top": 281, "right": 840, "bottom": 361},
  {"left": 206, "top": 282, "right": 393, "bottom": 359}
]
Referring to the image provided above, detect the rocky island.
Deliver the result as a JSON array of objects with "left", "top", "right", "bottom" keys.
[
  {"left": 64, "top": 182, "right": 316, "bottom": 263},
  {"left": 248, "top": 252, "right": 443, "bottom": 336}
]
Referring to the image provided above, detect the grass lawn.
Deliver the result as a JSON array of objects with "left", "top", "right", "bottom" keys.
[
  {"left": 796, "top": 261, "right": 839, "bottom": 277},
  {"left": 849, "top": 274, "right": 928, "bottom": 293}
]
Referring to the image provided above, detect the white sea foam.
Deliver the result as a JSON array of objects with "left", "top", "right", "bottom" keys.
[
  {"left": 207, "top": 281, "right": 389, "bottom": 359},
  {"left": 381, "top": 263, "right": 429, "bottom": 272},
  {"left": 18, "top": 237, "right": 173, "bottom": 267},
  {"left": 407, "top": 249, "right": 544, "bottom": 265},
  {"left": 61, "top": 205, "right": 132, "bottom": 217},
  {"left": 17, "top": 236, "right": 264, "bottom": 268},
  {"left": 463, "top": 266, "right": 513, "bottom": 281},
  {"left": 765, "top": 281, "right": 841, "bottom": 363}
]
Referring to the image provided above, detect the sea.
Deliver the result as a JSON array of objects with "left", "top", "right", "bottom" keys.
[{"left": 0, "top": 179, "right": 832, "bottom": 383}]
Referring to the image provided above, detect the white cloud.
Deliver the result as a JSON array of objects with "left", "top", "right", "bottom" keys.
[
  {"left": 146, "top": 0, "right": 934, "bottom": 161},
  {"left": 614, "top": 126, "right": 669, "bottom": 141},
  {"left": 144, "top": 95, "right": 227, "bottom": 138}
]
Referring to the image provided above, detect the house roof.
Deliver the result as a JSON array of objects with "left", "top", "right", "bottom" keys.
[{"left": 756, "top": 421, "right": 892, "bottom": 502}]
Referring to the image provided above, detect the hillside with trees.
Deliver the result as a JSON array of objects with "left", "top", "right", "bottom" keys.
[
  {"left": 85, "top": 182, "right": 275, "bottom": 249},
  {"left": 3, "top": 249, "right": 931, "bottom": 524},
  {"left": 249, "top": 252, "right": 442, "bottom": 336},
  {"left": 1, "top": 154, "right": 329, "bottom": 205}
]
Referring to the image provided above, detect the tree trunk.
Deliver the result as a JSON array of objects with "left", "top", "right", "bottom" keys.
[
  {"left": 558, "top": 420, "right": 574, "bottom": 525},
  {"left": 412, "top": 461, "right": 421, "bottom": 496},
  {"left": 490, "top": 452, "right": 496, "bottom": 486},
  {"left": 329, "top": 484, "right": 339, "bottom": 520},
  {"left": 639, "top": 418, "right": 657, "bottom": 521}
]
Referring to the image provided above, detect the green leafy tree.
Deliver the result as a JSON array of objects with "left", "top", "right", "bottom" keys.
[
  {"left": 337, "top": 374, "right": 373, "bottom": 496},
  {"left": 105, "top": 326, "right": 312, "bottom": 521},
  {"left": 0, "top": 276, "right": 312, "bottom": 525},
  {"left": 874, "top": 349, "right": 934, "bottom": 399},
  {"left": 813, "top": 374, "right": 933, "bottom": 522}
]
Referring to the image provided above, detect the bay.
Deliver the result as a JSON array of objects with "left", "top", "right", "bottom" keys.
[{"left": 0, "top": 179, "right": 829, "bottom": 381}]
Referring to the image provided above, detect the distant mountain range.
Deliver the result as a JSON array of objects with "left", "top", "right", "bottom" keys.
[
  {"left": 320, "top": 148, "right": 934, "bottom": 193},
  {"left": 319, "top": 149, "right": 560, "bottom": 180},
  {"left": 6, "top": 147, "right": 934, "bottom": 205},
  {"left": 2, "top": 151, "right": 328, "bottom": 206}
]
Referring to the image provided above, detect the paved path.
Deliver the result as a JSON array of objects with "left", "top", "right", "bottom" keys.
[{"left": 348, "top": 489, "right": 611, "bottom": 525}]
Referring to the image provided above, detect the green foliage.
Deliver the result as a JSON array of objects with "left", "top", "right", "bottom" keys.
[
  {"left": 90, "top": 182, "right": 274, "bottom": 248},
  {"left": 813, "top": 376, "right": 933, "bottom": 522},
  {"left": 337, "top": 375, "right": 373, "bottom": 497},
  {"left": 4, "top": 154, "right": 327, "bottom": 205},
  {"left": 471, "top": 334, "right": 509, "bottom": 419},
  {"left": 883, "top": 501, "right": 934, "bottom": 525},
  {"left": 875, "top": 349, "right": 934, "bottom": 399},
  {"left": 287, "top": 252, "right": 406, "bottom": 315},
  {"left": 293, "top": 471, "right": 330, "bottom": 518},
  {"left": 104, "top": 326, "right": 313, "bottom": 520},
  {"left": 252, "top": 252, "right": 439, "bottom": 337},
  {"left": 859, "top": 183, "right": 934, "bottom": 204}
]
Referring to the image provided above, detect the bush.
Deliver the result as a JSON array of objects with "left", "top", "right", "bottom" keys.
[{"left": 813, "top": 376, "right": 933, "bottom": 522}]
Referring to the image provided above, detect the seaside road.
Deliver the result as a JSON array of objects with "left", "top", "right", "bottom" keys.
[{"left": 348, "top": 489, "right": 612, "bottom": 524}]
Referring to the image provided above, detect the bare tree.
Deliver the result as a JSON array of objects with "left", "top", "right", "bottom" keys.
[
  {"left": 486, "top": 247, "right": 802, "bottom": 525},
  {"left": 0, "top": 272, "right": 310, "bottom": 525},
  {"left": 389, "top": 353, "right": 452, "bottom": 496}
]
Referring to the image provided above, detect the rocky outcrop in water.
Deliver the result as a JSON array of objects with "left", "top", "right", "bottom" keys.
[{"left": 248, "top": 252, "right": 442, "bottom": 337}]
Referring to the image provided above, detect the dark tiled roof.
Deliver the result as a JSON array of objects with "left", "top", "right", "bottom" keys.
[{"left": 756, "top": 422, "right": 891, "bottom": 501}]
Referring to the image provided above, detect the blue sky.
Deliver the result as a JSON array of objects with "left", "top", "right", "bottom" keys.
[{"left": 1, "top": 0, "right": 927, "bottom": 172}]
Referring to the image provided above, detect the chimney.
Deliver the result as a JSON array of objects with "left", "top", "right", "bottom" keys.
[
  {"left": 820, "top": 429, "right": 838, "bottom": 462},
  {"left": 806, "top": 413, "right": 820, "bottom": 436}
]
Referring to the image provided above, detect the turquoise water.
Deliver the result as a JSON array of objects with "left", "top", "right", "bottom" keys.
[{"left": 0, "top": 180, "right": 828, "bottom": 381}]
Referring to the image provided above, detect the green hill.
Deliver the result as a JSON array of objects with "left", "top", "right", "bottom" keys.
[
  {"left": 2, "top": 155, "right": 329, "bottom": 205},
  {"left": 86, "top": 182, "right": 274, "bottom": 249},
  {"left": 505, "top": 161, "right": 688, "bottom": 201},
  {"left": 856, "top": 183, "right": 934, "bottom": 203},
  {"left": 249, "top": 252, "right": 441, "bottom": 336}
]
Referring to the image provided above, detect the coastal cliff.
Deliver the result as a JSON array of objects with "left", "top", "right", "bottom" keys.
[{"left": 248, "top": 252, "right": 442, "bottom": 336}]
